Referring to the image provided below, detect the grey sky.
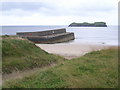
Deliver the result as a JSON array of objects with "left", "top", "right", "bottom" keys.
[
  {"left": 0, "top": 0, "right": 119, "bottom": 25},
  {"left": 1, "top": 2, "right": 49, "bottom": 11}
]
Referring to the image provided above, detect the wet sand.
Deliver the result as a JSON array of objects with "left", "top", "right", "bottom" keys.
[{"left": 36, "top": 43, "right": 112, "bottom": 59}]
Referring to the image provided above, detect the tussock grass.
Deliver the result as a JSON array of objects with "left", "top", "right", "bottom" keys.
[{"left": 3, "top": 47, "right": 118, "bottom": 88}]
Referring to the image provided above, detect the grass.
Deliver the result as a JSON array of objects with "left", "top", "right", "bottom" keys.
[
  {"left": 3, "top": 47, "right": 118, "bottom": 88},
  {"left": 2, "top": 36, "right": 65, "bottom": 74}
]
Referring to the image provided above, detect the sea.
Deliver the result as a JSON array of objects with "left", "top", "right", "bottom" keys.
[{"left": 0, "top": 25, "right": 118, "bottom": 46}]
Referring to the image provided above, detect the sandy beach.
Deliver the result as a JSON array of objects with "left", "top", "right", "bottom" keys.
[{"left": 36, "top": 43, "right": 112, "bottom": 59}]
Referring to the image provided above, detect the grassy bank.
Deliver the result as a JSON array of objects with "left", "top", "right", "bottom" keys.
[
  {"left": 3, "top": 47, "right": 118, "bottom": 88},
  {"left": 2, "top": 36, "right": 64, "bottom": 74}
]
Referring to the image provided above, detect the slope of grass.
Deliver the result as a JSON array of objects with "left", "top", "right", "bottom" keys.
[
  {"left": 2, "top": 36, "right": 64, "bottom": 74},
  {"left": 3, "top": 47, "right": 118, "bottom": 88}
]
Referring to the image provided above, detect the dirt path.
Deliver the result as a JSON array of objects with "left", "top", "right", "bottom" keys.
[{"left": 2, "top": 63, "right": 57, "bottom": 84}]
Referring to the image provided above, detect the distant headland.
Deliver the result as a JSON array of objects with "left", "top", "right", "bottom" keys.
[{"left": 68, "top": 22, "right": 107, "bottom": 27}]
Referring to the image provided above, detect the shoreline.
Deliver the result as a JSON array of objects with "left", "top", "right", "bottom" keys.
[{"left": 36, "top": 42, "right": 115, "bottom": 59}]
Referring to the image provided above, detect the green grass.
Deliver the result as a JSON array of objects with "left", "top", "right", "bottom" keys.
[
  {"left": 3, "top": 47, "right": 118, "bottom": 88},
  {"left": 0, "top": 38, "right": 2, "bottom": 74},
  {"left": 2, "top": 36, "right": 64, "bottom": 74}
]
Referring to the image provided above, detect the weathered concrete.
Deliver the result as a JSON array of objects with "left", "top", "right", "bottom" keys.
[
  {"left": 17, "top": 28, "right": 66, "bottom": 37},
  {"left": 17, "top": 28, "right": 75, "bottom": 44}
]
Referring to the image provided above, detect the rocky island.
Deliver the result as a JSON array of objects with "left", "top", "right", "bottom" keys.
[{"left": 69, "top": 22, "right": 107, "bottom": 27}]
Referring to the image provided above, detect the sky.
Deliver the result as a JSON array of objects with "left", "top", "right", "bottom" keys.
[{"left": 0, "top": 0, "right": 119, "bottom": 25}]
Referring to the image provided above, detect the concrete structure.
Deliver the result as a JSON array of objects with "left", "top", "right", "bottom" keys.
[{"left": 17, "top": 28, "right": 75, "bottom": 44}]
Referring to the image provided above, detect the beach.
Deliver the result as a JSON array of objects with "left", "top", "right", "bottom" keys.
[{"left": 36, "top": 43, "right": 112, "bottom": 59}]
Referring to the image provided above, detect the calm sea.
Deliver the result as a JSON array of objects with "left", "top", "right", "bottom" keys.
[{"left": 0, "top": 25, "right": 118, "bottom": 46}]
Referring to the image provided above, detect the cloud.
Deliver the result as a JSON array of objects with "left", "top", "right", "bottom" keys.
[
  {"left": 1, "top": 2, "right": 47, "bottom": 11},
  {"left": 0, "top": 0, "right": 119, "bottom": 25}
]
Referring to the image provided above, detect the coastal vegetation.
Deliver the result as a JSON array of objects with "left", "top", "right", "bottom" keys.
[
  {"left": 2, "top": 36, "right": 64, "bottom": 74},
  {"left": 2, "top": 36, "right": 118, "bottom": 88},
  {"left": 69, "top": 22, "right": 107, "bottom": 27}
]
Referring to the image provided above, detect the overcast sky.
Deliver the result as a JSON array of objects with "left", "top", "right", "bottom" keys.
[{"left": 0, "top": 0, "right": 119, "bottom": 25}]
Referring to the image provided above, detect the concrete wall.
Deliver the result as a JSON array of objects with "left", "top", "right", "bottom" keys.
[
  {"left": 27, "top": 33, "right": 75, "bottom": 44},
  {"left": 49, "top": 33, "right": 75, "bottom": 44},
  {"left": 17, "top": 28, "right": 66, "bottom": 37},
  {"left": 17, "top": 28, "right": 75, "bottom": 44}
]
